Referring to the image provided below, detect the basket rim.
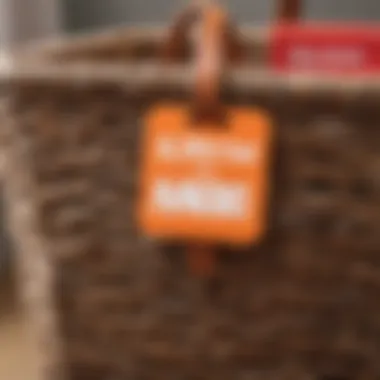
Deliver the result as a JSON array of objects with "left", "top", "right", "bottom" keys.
[
  {"left": 2, "top": 24, "right": 269, "bottom": 60},
  {"left": 1, "top": 25, "right": 380, "bottom": 95}
]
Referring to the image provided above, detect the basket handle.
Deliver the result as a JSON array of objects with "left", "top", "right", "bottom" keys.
[
  {"left": 162, "top": 3, "right": 243, "bottom": 63},
  {"left": 277, "top": 0, "right": 302, "bottom": 22}
]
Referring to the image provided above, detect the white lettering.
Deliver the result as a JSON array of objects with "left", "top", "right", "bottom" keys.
[
  {"left": 151, "top": 179, "right": 249, "bottom": 219},
  {"left": 154, "top": 136, "right": 259, "bottom": 165},
  {"left": 289, "top": 46, "right": 365, "bottom": 70}
]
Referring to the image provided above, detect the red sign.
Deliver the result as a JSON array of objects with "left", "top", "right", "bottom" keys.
[{"left": 270, "top": 23, "right": 380, "bottom": 74}]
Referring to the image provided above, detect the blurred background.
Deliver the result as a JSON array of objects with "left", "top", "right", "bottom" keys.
[
  {"left": 64, "top": 0, "right": 380, "bottom": 31},
  {"left": 0, "top": 0, "right": 379, "bottom": 379},
  {"left": 0, "top": 0, "right": 379, "bottom": 48}
]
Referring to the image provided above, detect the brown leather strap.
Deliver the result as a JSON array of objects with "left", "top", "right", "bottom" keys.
[
  {"left": 193, "top": 5, "right": 226, "bottom": 120},
  {"left": 162, "top": 5, "right": 199, "bottom": 62},
  {"left": 162, "top": 4, "right": 243, "bottom": 63},
  {"left": 163, "top": 4, "right": 234, "bottom": 121},
  {"left": 188, "top": 6, "right": 229, "bottom": 276},
  {"left": 277, "top": 0, "right": 302, "bottom": 22},
  {"left": 162, "top": 4, "right": 234, "bottom": 276},
  {"left": 187, "top": 244, "right": 216, "bottom": 277}
]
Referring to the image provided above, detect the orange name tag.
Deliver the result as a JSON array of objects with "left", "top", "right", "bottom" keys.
[{"left": 137, "top": 103, "right": 273, "bottom": 245}]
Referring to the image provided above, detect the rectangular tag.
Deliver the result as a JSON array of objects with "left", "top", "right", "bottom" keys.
[
  {"left": 269, "top": 23, "right": 380, "bottom": 74},
  {"left": 137, "top": 103, "right": 273, "bottom": 245}
]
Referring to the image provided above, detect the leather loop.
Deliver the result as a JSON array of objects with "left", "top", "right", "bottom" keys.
[
  {"left": 162, "top": 5, "right": 199, "bottom": 62},
  {"left": 162, "top": 4, "right": 243, "bottom": 64},
  {"left": 163, "top": 4, "right": 239, "bottom": 121},
  {"left": 193, "top": 5, "right": 226, "bottom": 120}
]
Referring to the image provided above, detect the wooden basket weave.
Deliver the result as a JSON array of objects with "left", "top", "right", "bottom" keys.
[{"left": 0, "top": 18, "right": 380, "bottom": 380}]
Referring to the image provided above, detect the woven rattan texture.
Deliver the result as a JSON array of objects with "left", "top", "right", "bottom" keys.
[{"left": 4, "top": 83, "right": 380, "bottom": 380}]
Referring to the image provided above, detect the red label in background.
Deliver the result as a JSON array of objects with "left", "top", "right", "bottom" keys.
[{"left": 270, "top": 23, "right": 380, "bottom": 75}]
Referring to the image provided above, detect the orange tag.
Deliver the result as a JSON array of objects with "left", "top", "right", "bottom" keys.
[{"left": 137, "top": 103, "right": 272, "bottom": 245}]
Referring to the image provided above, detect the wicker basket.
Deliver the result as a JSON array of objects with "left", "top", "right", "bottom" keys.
[{"left": 0, "top": 11, "right": 380, "bottom": 380}]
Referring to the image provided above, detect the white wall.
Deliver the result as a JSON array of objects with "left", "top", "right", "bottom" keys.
[{"left": 0, "top": 0, "right": 61, "bottom": 49}]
